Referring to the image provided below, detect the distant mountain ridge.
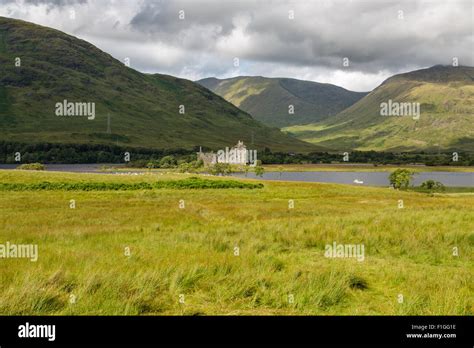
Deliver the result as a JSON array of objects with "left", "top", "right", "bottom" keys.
[
  {"left": 284, "top": 65, "right": 474, "bottom": 152},
  {"left": 197, "top": 76, "right": 368, "bottom": 128},
  {"left": 0, "top": 16, "right": 319, "bottom": 153}
]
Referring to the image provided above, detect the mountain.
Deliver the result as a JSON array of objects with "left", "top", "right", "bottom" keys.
[
  {"left": 197, "top": 76, "right": 367, "bottom": 128},
  {"left": 284, "top": 65, "right": 474, "bottom": 152},
  {"left": 0, "top": 17, "right": 319, "bottom": 153}
]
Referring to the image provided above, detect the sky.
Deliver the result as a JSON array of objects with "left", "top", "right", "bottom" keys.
[{"left": 0, "top": 0, "right": 472, "bottom": 91}]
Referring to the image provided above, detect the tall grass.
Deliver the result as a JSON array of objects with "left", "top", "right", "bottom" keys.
[
  {"left": 0, "top": 177, "right": 263, "bottom": 191},
  {"left": 0, "top": 170, "right": 472, "bottom": 315}
]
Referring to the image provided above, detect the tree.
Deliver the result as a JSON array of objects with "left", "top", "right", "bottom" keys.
[
  {"left": 209, "top": 163, "right": 232, "bottom": 176},
  {"left": 17, "top": 163, "right": 45, "bottom": 170},
  {"left": 420, "top": 180, "right": 445, "bottom": 192},
  {"left": 254, "top": 165, "right": 265, "bottom": 177},
  {"left": 278, "top": 166, "right": 283, "bottom": 179},
  {"left": 194, "top": 159, "right": 204, "bottom": 169},
  {"left": 146, "top": 160, "right": 160, "bottom": 169},
  {"left": 177, "top": 162, "right": 192, "bottom": 173},
  {"left": 389, "top": 169, "right": 414, "bottom": 189},
  {"left": 159, "top": 155, "right": 177, "bottom": 168},
  {"left": 177, "top": 160, "right": 203, "bottom": 173}
]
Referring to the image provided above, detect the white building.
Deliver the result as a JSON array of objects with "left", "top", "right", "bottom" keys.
[{"left": 197, "top": 141, "right": 256, "bottom": 166}]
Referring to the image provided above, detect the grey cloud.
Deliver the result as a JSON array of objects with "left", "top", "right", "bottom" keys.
[
  {"left": 24, "top": 0, "right": 87, "bottom": 5},
  {"left": 0, "top": 0, "right": 472, "bottom": 91},
  {"left": 127, "top": 0, "right": 473, "bottom": 73}
]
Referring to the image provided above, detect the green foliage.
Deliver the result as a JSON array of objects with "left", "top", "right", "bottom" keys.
[
  {"left": 1, "top": 141, "right": 473, "bottom": 166},
  {"left": 146, "top": 156, "right": 201, "bottom": 171},
  {"left": 146, "top": 161, "right": 159, "bottom": 169},
  {"left": 389, "top": 169, "right": 414, "bottom": 189},
  {"left": 420, "top": 180, "right": 445, "bottom": 192},
  {"left": 209, "top": 163, "right": 233, "bottom": 176},
  {"left": 0, "top": 141, "right": 199, "bottom": 164},
  {"left": 0, "top": 85, "right": 10, "bottom": 116},
  {"left": 254, "top": 165, "right": 265, "bottom": 177},
  {"left": 16, "top": 163, "right": 45, "bottom": 170},
  {"left": 146, "top": 157, "right": 177, "bottom": 169},
  {"left": 0, "top": 177, "right": 263, "bottom": 191},
  {"left": 159, "top": 155, "right": 177, "bottom": 168},
  {"left": 410, "top": 186, "right": 474, "bottom": 193},
  {"left": 177, "top": 159, "right": 204, "bottom": 173},
  {"left": 259, "top": 150, "right": 474, "bottom": 166}
]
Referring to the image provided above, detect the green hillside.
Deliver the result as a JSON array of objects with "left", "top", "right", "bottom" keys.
[
  {"left": 198, "top": 76, "right": 367, "bottom": 128},
  {"left": 284, "top": 65, "right": 474, "bottom": 152},
  {"left": 0, "top": 17, "right": 319, "bottom": 153}
]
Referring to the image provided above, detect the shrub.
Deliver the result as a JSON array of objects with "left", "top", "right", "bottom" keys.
[
  {"left": 146, "top": 160, "right": 160, "bottom": 169},
  {"left": 254, "top": 165, "right": 265, "bottom": 177},
  {"left": 389, "top": 169, "right": 414, "bottom": 189},
  {"left": 0, "top": 178, "right": 263, "bottom": 191},
  {"left": 178, "top": 160, "right": 204, "bottom": 173},
  {"left": 159, "top": 155, "right": 177, "bottom": 168},
  {"left": 177, "top": 162, "right": 192, "bottom": 173},
  {"left": 16, "top": 163, "right": 45, "bottom": 171},
  {"left": 420, "top": 180, "right": 445, "bottom": 192},
  {"left": 209, "top": 163, "right": 233, "bottom": 176}
]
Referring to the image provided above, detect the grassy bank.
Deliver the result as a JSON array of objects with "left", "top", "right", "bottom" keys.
[
  {"left": 0, "top": 170, "right": 472, "bottom": 315},
  {"left": 409, "top": 187, "right": 474, "bottom": 194},
  {"left": 0, "top": 177, "right": 263, "bottom": 191},
  {"left": 262, "top": 164, "right": 474, "bottom": 173}
]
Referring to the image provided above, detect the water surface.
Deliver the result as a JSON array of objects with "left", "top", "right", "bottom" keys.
[
  {"left": 233, "top": 171, "right": 474, "bottom": 187},
  {"left": 0, "top": 164, "right": 472, "bottom": 187}
]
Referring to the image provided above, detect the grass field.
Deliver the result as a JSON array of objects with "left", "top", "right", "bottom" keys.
[{"left": 0, "top": 170, "right": 472, "bottom": 315}]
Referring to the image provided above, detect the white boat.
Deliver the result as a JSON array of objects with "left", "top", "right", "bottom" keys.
[{"left": 353, "top": 179, "right": 364, "bottom": 184}]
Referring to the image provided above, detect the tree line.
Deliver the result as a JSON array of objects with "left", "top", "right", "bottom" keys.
[{"left": 0, "top": 141, "right": 472, "bottom": 166}]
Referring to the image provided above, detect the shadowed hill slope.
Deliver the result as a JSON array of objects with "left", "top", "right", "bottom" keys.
[
  {"left": 0, "top": 17, "right": 319, "bottom": 153},
  {"left": 198, "top": 76, "right": 367, "bottom": 128}
]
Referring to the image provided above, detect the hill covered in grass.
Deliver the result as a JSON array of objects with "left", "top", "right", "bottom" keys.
[
  {"left": 284, "top": 65, "right": 474, "bottom": 152},
  {"left": 0, "top": 17, "right": 318, "bottom": 153},
  {"left": 198, "top": 76, "right": 367, "bottom": 128}
]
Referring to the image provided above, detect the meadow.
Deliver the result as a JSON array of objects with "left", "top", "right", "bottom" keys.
[{"left": 0, "top": 170, "right": 472, "bottom": 315}]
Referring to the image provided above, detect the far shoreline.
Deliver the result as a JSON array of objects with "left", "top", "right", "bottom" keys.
[
  {"left": 262, "top": 163, "right": 474, "bottom": 173},
  {"left": 0, "top": 163, "right": 473, "bottom": 173}
]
